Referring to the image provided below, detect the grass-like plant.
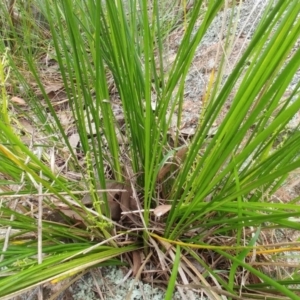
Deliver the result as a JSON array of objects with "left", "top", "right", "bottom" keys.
[{"left": 1, "top": 0, "right": 300, "bottom": 298}]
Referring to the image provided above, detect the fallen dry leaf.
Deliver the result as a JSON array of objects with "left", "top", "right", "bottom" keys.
[
  {"left": 153, "top": 205, "right": 172, "bottom": 217},
  {"left": 45, "top": 208, "right": 86, "bottom": 225},
  {"left": 157, "top": 146, "right": 188, "bottom": 181},
  {"left": 44, "top": 83, "right": 63, "bottom": 95},
  {"left": 58, "top": 111, "right": 73, "bottom": 127},
  {"left": 11, "top": 96, "right": 26, "bottom": 106},
  {"left": 132, "top": 250, "right": 142, "bottom": 277},
  {"left": 82, "top": 181, "right": 132, "bottom": 221},
  {"left": 68, "top": 133, "right": 80, "bottom": 149}
]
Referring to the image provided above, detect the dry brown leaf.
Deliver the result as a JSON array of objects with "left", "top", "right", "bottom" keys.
[
  {"left": 153, "top": 205, "right": 172, "bottom": 217},
  {"left": 179, "top": 127, "right": 196, "bottom": 136},
  {"left": 132, "top": 251, "right": 141, "bottom": 276},
  {"left": 120, "top": 184, "right": 138, "bottom": 212},
  {"left": 82, "top": 181, "right": 128, "bottom": 221},
  {"left": 120, "top": 183, "right": 139, "bottom": 224},
  {"left": 107, "top": 200, "right": 121, "bottom": 221},
  {"left": 11, "top": 96, "right": 26, "bottom": 106},
  {"left": 80, "top": 181, "right": 139, "bottom": 222},
  {"left": 82, "top": 182, "right": 124, "bottom": 204},
  {"left": 157, "top": 146, "right": 188, "bottom": 181},
  {"left": 45, "top": 208, "right": 86, "bottom": 225},
  {"left": 19, "top": 118, "right": 34, "bottom": 134},
  {"left": 44, "top": 83, "right": 63, "bottom": 94},
  {"left": 68, "top": 133, "right": 80, "bottom": 149},
  {"left": 58, "top": 208, "right": 85, "bottom": 222},
  {"left": 58, "top": 111, "right": 73, "bottom": 127}
]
